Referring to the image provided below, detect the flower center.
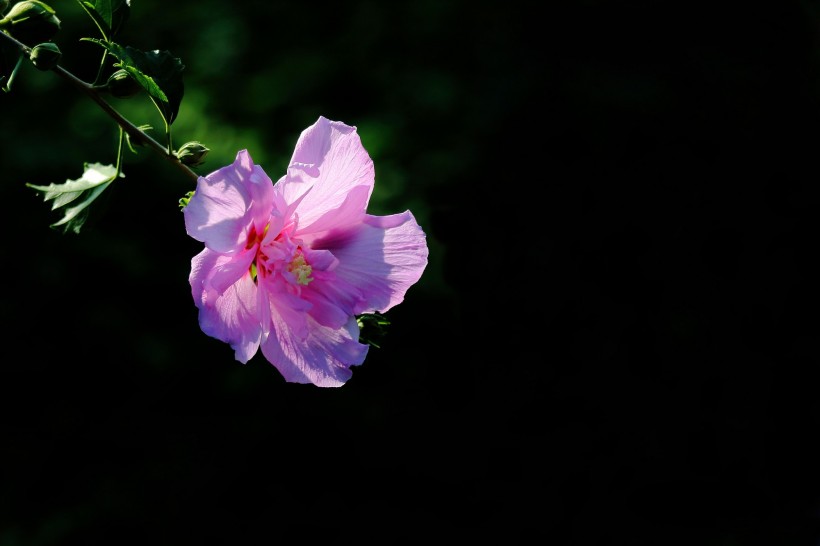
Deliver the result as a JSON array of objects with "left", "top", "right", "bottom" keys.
[
  {"left": 287, "top": 252, "right": 313, "bottom": 286},
  {"left": 247, "top": 223, "right": 314, "bottom": 288}
]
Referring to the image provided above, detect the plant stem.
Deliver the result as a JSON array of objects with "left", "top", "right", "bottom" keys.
[
  {"left": 0, "top": 30, "right": 199, "bottom": 184},
  {"left": 52, "top": 64, "right": 199, "bottom": 183}
]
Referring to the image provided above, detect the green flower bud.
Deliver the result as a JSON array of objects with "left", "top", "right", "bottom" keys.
[
  {"left": 28, "top": 41, "right": 59, "bottom": 70},
  {"left": 175, "top": 141, "right": 209, "bottom": 167},
  {"left": 105, "top": 68, "right": 141, "bottom": 98},
  {"left": 0, "top": 1, "right": 61, "bottom": 45}
]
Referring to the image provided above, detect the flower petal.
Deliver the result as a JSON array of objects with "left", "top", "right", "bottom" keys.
[
  {"left": 260, "top": 314, "right": 368, "bottom": 387},
  {"left": 190, "top": 248, "right": 263, "bottom": 363},
  {"left": 310, "top": 211, "right": 429, "bottom": 314},
  {"left": 301, "top": 281, "right": 352, "bottom": 329},
  {"left": 302, "top": 248, "right": 339, "bottom": 272},
  {"left": 297, "top": 184, "right": 370, "bottom": 240},
  {"left": 184, "top": 150, "right": 274, "bottom": 254},
  {"left": 279, "top": 117, "right": 374, "bottom": 233},
  {"left": 263, "top": 281, "right": 312, "bottom": 340},
  {"left": 206, "top": 247, "right": 256, "bottom": 296}
]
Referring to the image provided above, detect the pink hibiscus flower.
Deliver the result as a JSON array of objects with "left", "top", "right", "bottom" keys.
[{"left": 183, "top": 116, "right": 429, "bottom": 387}]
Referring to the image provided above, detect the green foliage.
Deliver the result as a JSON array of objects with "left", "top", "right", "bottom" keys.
[
  {"left": 26, "top": 162, "right": 123, "bottom": 233},
  {"left": 84, "top": 39, "right": 185, "bottom": 127},
  {"left": 76, "top": 0, "right": 129, "bottom": 40},
  {"left": 1, "top": 0, "right": 194, "bottom": 230}
]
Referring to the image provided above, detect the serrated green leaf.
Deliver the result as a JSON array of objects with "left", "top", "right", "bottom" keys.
[
  {"left": 84, "top": 39, "right": 184, "bottom": 126},
  {"left": 26, "top": 162, "right": 123, "bottom": 233},
  {"left": 27, "top": 162, "right": 117, "bottom": 206}
]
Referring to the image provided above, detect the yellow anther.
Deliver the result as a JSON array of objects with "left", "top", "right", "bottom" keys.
[{"left": 288, "top": 253, "right": 313, "bottom": 285}]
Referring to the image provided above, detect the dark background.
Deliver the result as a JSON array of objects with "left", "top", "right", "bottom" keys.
[{"left": 1, "top": 0, "right": 819, "bottom": 544}]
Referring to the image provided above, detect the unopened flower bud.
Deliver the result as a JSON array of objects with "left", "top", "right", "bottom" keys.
[
  {"left": 0, "top": 0, "right": 61, "bottom": 45},
  {"left": 28, "top": 41, "right": 60, "bottom": 70},
  {"left": 105, "top": 68, "right": 141, "bottom": 98},
  {"left": 176, "top": 141, "right": 210, "bottom": 167}
]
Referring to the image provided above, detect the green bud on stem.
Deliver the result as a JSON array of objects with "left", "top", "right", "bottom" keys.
[
  {"left": 0, "top": 0, "right": 60, "bottom": 45},
  {"left": 28, "top": 41, "right": 59, "bottom": 69},
  {"left": 175, "top": 141, "right": 210, "bottom": 167}
]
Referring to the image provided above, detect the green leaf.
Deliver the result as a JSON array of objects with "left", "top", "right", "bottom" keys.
[
  {"left": 77, "top": 0, "right": 130, "bottom": 40},
  {"left": 84, "top": 39, "right": 184, "bottom": 126},
  {"left": 26, "top": 162, "right": 123, "bottom": 233}
]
